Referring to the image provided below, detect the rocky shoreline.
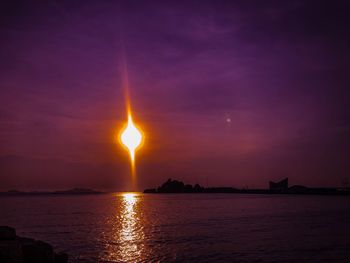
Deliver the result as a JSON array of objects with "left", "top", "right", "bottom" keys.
[{"left": 0, "top": 226, "right": 68, "bottom": 263}]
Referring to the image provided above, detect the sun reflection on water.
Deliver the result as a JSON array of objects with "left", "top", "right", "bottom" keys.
[{"left": 103, "top": 192, "right": 145, "bottom": 262}]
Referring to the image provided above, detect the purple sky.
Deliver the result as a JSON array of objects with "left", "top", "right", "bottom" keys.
[{"left": 1, "top": 0, "right": 349, "bottom": 191}]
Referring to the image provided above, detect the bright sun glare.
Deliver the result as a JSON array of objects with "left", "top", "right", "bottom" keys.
[
  {"left": 123, "top": 192, "right": 137, "bottom": 204},
  {"left": 120, "top": 114, "right": 143, "bottom": 163}
]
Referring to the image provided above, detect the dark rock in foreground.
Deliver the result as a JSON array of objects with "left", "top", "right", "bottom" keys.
[{"left": 0, "top": 226, "right": 68, "bottom": 263}]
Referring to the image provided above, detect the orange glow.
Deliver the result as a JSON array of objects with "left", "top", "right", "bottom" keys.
[{"left": 120, "top": 111, "right": 143, "bottom": 167}]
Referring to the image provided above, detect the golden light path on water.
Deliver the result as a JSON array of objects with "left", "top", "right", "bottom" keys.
[{"left": 104, "top": 193, "right": 145, "bottom": 262}]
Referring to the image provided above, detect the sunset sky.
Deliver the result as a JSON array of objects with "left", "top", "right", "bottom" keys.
[{"left": 1, "top": 0, "right": 349, "bottom": 191}]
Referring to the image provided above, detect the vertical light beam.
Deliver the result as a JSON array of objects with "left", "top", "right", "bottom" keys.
[{"left": 118, "top": 43, "right": 144, "bottom": 188}]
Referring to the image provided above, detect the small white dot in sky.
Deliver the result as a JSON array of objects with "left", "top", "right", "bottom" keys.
[{"left": 226, "top": 118, "right": 231, "bottom": 123}]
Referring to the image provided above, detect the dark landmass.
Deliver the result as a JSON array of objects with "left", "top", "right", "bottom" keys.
[
  {"left": 144, "top": 178, "right": 350, "bottom": 195},
  {"left": 0, "top": 188, "right": 104, "bottom": 196},
  {"left": 0, "top": 226, "right": 68, "bottom": 263}
]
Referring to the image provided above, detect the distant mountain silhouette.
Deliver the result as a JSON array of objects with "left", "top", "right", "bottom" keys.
[
  {"left": 53, "top": 188, "right": 103, "bottom": 195},
  {"left": 0, "top": 188, "right": 104, "bottom": 196}
]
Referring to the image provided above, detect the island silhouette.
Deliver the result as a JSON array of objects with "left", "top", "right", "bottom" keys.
[{"left": 144, "top": 178, "right": 350, "bottom": 195}]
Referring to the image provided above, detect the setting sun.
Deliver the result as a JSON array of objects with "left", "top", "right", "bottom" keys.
[{"left": 120, "top": 113, "right": 143, "bottom": 164}]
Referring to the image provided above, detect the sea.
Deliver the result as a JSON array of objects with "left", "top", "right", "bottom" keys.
[{"left": 0, "top": 193, "right": 350, "bottom": 262}]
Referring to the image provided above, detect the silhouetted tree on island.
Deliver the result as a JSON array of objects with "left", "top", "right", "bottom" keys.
[
  {"left": 144, "top": 178, "right": 350, "bottom": 195},
  {"left": 144, "top": 179, "right": 204, "bottom": 193},
  {"left": 157, "top": 179, "right": 185, "bottom": 193}
]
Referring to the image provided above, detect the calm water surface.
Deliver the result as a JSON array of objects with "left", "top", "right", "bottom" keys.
[{"left": 0, "top": 193, "right": 350, "bottom": 262}]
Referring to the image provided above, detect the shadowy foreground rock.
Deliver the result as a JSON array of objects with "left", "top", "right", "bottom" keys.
[{"left": 0, "top": 226, "right": 68, "bottom": 263}]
